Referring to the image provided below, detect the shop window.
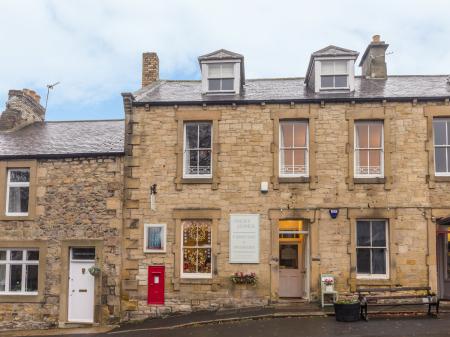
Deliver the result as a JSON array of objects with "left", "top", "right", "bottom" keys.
[{"left": 181, "top": 220, "right": 212, "bottom": 278}]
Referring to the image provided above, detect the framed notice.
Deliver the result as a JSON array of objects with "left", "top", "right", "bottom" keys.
[{"left": 229, "top": 214, "right": 260, "bottom": 263}]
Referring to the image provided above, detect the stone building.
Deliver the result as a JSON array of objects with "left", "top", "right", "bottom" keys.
[
  {"left": 121, "top": 35, "right": 450, "bottom": 320},
  {"left": 0, "top": 90, "right": 124, "bottom": 329}
]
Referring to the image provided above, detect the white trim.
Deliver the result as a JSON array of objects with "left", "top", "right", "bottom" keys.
[
  {"left": 319, "top": 60, "right": 350, "bottom": 90},
  {"left": 180, "top": 220, "right": 213, "bottom": 279},
  {"left": 0, "top": 248, "right": 39, "bottom": 295},
  {"left": 143, "top": 224, "right": 167, "bottom": 253},
  {"left": 279, "top": 120, "right": 309, "bottom": 178},
  {"left": 201, "top": 61, "right": 241, "bottom": 94},
  {"left": 355, "top": 219, "right": 390, "bottom": 279},
  {"left": 182, "top": 122, "right": 213, "bottom": 179},
  {"left": 5, "top": 168, "right": 30, "bottom": 217},
  {"left": 433, "top": 118, "right": 450, "bottom": 175},
  {"left": 354, "top": 121, "right": 384, "bottom": 178}
]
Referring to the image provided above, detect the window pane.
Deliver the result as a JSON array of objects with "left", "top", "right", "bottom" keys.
[
  {"left": 293, "top": 122, "right": 308, "bottom": 147},
  {"left": 221, "top": 63, "right": 234, "bottom": 77},
  {"left": 196, "top": 221, "right": 212, "bottom": 246},
  {"left": 372, "top": 248, "right": 386, "bottom": 274},
  {"left": 0, "top": 265, "right": 5, "bottom": 292},
  {"left": 282, "top": 149, "right": 294, "bottom": 173},
  {"left": 369, "top": 123, "right": 383, "bottom": 147},
  {"left": 356, "top": 150, "right": 369, "bottom": 174},
  {"left": 183, "top": 248, "right": 197, "bottom": 273},
  {"left": 368, "top": 150, "right": 381, "bottom": 174},
  {"left": 293, "top": 149, "right": 307, "bottom": 174},
  {"left": 208, "top": 79, "right": 221, "bottom": 91},
  {"left": 182, "top": 221, "right": 197, "bottom": 246},
  {"left": 435, "top": 147, "right": 447, "bottom": 172},
  {"left": 27, "top": 250, "right": 39, "bottom": 261},
  {"left": 221, "top": 78, "right": 234, "bottom": 90},
  {"left": 321, "top": 75, "right": 334, "bottom": 88},
  {"left": 372, "top": 221, "right": 386, "bottom": 247},
  {"left": 9, "top": 169, "right": 30, "bottom": 183},
  {"left": 357, "top": 221, "right": 371, "bottom": 246},
  {"left": 185, "top": 123, "right": 198, "bottom": 149},
  {"left": 197, "top": 248, "right": 212, "bottom": 273},
  {"left": 447, "top": 148, "right": 450, "bottom": 174},
  {"left": 0, "top": 251, "right": 6, "bottom": 260},
  {"left": 72, "top": 247, "right": 95, "bottom": 260},
  {"left": 321, "top": 61, "right": 334, "bottom": 75},
  {"left": 198, "top": 150, "right": 211, "bottom": 174},
  {"left": 186, "top": 150, "right": 198, "bottom": 175},
  {"left": 8, "top": 186, "right": 29, "bottom": 213},
  {"left": 147, "top": 227, "right": 163, "bottom": 250},
  {"left": 356, "top": 248, "right": 370, "bottom": 274},
  {"left": 11, "top": 250, "right": 23, "bottom": 260},
  {"left": 208, "top": 64, "right": 221, "bottom": 77},
  {"left": 26, "top": 265, "right": 38, "bottom": 292},
  {"left": 280, "top": 122, "right": 294, "bottom": 148},
  {"left": 10, "top": 265, "right": 22, "bottom": 292},
  {"left": 198, "top": 123, "right": 211, "bottom": 148},
  {"left": 334, "top": 61, "right": 347, "bottom": 73},
  {"left": 334, "top": 75, "right": 348, "bottom": 88},
  {"left": 355, "top": 123, "right": 369, "bottom": 148},
  {"left": 433, "top": 120, "right": 447, "bottom": 145}
]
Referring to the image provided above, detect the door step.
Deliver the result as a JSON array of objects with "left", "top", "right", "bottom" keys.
[{"left": 59, "top": 322, "right": 96, "bottom": 329}]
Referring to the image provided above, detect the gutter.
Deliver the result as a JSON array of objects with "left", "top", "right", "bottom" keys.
[{"left": 0, "top": 152, "right": 125, "bottom": 160}]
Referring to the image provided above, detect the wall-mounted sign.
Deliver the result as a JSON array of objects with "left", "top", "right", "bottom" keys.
[
  {"left": 229, "top": 214, "right": 260, "bottom": 264},
  {"left": 329, "top": 209, "right": 339, "bottom": 219}
]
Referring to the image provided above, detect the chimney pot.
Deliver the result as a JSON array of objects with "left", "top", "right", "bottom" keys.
[{"left": 142, "top": 52, "right": 159, "bottom": 88}]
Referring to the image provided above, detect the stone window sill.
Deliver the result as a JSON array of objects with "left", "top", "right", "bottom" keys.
[
  {"left": 354, "top": 177, "right": 385, "bottom": 184},
  {"left": 278, "top": 177, "right": 310, "bottom": 184},
  {"left": 434, "top": 176, "right": 450, "bottom": 182},
  {"left": 0, "top": 294, "right": 44, "bottom": 303},
  {"left": 179, "top": 278, "right": 213, "bottom": 285},
  {"left": 180, "top": 178, "right": 213, "bottom": 184},
  {"left": 355, "top": 279, "right": 395, "bottom": 287}
]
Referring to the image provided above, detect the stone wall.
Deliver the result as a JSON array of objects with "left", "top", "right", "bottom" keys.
[
  {"left": 122, "top": 100, "right": 449, "bottom": 320},
  {"left": 0, "top": 155, "right": 123, "bottom": 330}
]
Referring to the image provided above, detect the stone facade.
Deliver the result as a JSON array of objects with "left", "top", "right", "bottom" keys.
[
  {"left": 121, "top": 99, "right": 450, "bottom": 320},
  {"left": 0, "top": 156, "right": 123, "bottom": 330}
]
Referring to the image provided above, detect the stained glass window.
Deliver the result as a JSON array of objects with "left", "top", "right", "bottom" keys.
[{"left": 182, "top": 220, "right": 212, "bottom": 277}]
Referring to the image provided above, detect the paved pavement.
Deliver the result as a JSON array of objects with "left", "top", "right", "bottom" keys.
[{"left": 15, "top": 314, "right": 450, "bottom": 337}]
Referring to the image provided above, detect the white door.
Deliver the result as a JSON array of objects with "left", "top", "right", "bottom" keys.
[
  {"left": 279, "top": 243, "right": 303, "bottom": 297},
  {"left": 68, "top": 248, "right": 95, "bottom": 323}
]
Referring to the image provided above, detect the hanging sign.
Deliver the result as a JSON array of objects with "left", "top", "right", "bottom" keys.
[
  {"left": 329, "top": 209, "right": 339, "bottom": 219},
  {"left": 229, "top": 214, "right": 260, "bottom": 264}
]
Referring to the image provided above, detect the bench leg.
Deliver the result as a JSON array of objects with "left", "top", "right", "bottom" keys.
[
  {"left": 436, "top": 300, "right": 440, "bottom": 314},
  {"left": 360, "top": 304, "right": 368, "bottom": 321},
  {"left": 428, "top": 303, "right": 432, "bottom": 316}
]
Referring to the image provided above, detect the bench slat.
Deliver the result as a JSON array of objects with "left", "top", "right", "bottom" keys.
[
  {"left": 357, "top": 286, "right": 431, "bottom": 293},
  {"left": 365, "top": 295, "right": 434, "bottom": 300}
]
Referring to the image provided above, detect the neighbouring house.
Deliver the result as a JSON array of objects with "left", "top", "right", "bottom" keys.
[
  {"left": 0, "top": 89, "right": 124, "bottom": 329},
  {"left": 121, "top": 35, "right": 450, "bottom": 320}
]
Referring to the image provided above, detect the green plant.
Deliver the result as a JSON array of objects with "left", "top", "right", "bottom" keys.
[{"left": 335, "top": 295, "right": 359, "bottom": 304}]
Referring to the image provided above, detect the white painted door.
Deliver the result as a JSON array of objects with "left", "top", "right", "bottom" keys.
[
  {"left": 68, "top": 248, "right": 95, "bottom": 323},
  {"left": 279, "top": 243, "right": 303, "bottom": 297}
]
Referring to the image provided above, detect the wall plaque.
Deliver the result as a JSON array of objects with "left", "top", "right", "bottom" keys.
[{"left": 229, "top": 214, "right": 260, "bottom": 264}]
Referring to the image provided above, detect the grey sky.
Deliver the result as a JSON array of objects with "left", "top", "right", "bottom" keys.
[{"left": 1, "top": 0, "right": 449, "bottom": 120}]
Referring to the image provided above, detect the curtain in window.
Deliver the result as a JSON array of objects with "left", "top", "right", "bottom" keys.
[
  {"left": 148, "top": 227, "right": 163, "bottom": 250},
  {"left": 355, "top": 121, "right": 383, "bottom": 176}
]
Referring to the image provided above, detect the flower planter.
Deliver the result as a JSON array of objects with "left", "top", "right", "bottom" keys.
[
  {"left": 325, "top": 285, "right": 334, "bottom": 292},
  {"left": 334, "top": 302, "right": 360, "bottom": 322}
]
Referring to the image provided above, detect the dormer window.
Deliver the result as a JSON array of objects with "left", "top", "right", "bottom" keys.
[
  {"left": 208, "top": 63, "right": 234, "bottom": 92},
  {"left": 198, "top": 49, "right": 245, "bottom": 95},
  {"left": 320, "top": 60, "right": 348, "bottom": 89}
]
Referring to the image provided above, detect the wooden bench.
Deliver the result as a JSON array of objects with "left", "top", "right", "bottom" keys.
[{"left": 357, "top": 286, "right": 440, "bottom": 320}]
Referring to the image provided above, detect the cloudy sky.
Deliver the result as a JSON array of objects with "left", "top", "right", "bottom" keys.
[{"left": 1, "top": 0, "right": 450, "bottom": 120}]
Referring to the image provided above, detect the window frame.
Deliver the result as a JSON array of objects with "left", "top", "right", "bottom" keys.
[
  {"left": 354, "top": 121, "right": 384, "bottom": 179},
  {"left": 320, "top": 60, "right": 349, "bottom": 90},
  {"left": 0, "top": 248, "right": 39, "bottom": 296},
  {"left": 207, "top": 63, "right": 235, "bottom": 93},
  {"left": 5, "top": 168, "right": 30, "bottom": 217},
  {"left": 180, "top": 219, "right": 213, "bottom": 279},
  {"left": 279, "top": 120, "right": 309, "bottom": 178},
  {"left": 432, "top": 117, "right": 450, "bottom": 176},
  {"left": 182, "top": 122, "right": 213, "bottom": 179},
  {"left": 355, "top": 219, "right": 389, "bottom": 280},
  {"left": 143, "top": 224, "right": 167, "bottom": 253}
]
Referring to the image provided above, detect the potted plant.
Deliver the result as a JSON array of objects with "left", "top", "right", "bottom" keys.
[
  {"left": 230, "top": 272, "right": 257, "bottom": 286},
  {"left": 334, "top": 296, "right": 360, "bottom": 322},
  {"left": 88, "top": 265, "right": 101, "bottom": 276},
  {"left": 323, "top": 277, "right": 334, "bottom": 292}
]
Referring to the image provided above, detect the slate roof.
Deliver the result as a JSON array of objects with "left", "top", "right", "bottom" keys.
[
  {"left": 0, "top": 120, "right": 124, "bottom": 159},
  {"left": 133, "top": 76, "right": 450, "bottom": 105}
]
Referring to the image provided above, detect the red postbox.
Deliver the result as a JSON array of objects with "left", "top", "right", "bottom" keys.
[{"left": 148, "top": 266, "right": 165, "bottom": 304}]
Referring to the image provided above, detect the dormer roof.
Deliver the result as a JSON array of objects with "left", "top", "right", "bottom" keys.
[{"left": 198, "top": 49, "right": 244, "bottom": 62}]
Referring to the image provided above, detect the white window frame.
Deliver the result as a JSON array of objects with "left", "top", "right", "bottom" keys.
[
  {"left": 356, "top": 219, "right": 389, "bottom": 280},
  {"left": 183, "top": 122, "right": 213, "bottom": 179},
  {"left": 433, "top": 118, "right": 450, "bottom": 176},
  {"left": 279, "top": 120, "right": 309, "bottom": 178},
  {"left": 144, "top": 224, "right": 167, "bottom": 253},
  {"left": 354, "top": 121, "right": 384, "bottom": 178},
  {"left": 180, "top": 220, "right": 212, "bottom": 279},
  {"left": 320, "top": 60, "right": 349, "bottom": 90},
  {"left": 5, "top": 168, "right": 30, "bottom": 217},
  {"left": 0, "top": 248, "right": 39, "bottom": 295},
  {"left": 206, "top": 63, "right": 235, "bottom": 93}
]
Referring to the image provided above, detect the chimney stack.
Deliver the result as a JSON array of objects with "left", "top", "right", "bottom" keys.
[
  {"left": 359, "top": 35, "right": 389, "bottom": 79},
  {"left": 142, "top": 52, "right": 159, "bottom": 87},
  {"left": 0, "top": 89, "right": 45, "bottom": 132}
]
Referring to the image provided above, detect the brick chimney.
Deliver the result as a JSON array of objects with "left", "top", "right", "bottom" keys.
[
  {"left": 142, "top": 52, "right": 159, "bottom": 87},
  {"left": 0, "top": 89, "right": 45, "bottom": 132},
  {"left": 359, "top": 35, "right": 389, "bottom": 79}
]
